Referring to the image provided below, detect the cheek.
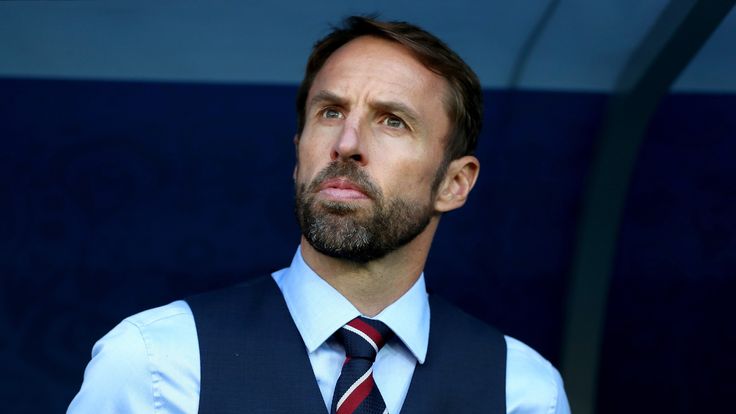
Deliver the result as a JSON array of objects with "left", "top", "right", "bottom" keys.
[
  {"left": 295, "top": 141, "right": 327, "bottom": 184},
  {"left": 378, "top": 157, "right": 440, "bottom": 200}
]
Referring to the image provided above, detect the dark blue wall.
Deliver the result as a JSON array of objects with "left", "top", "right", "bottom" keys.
[
  {"left": 598, "top": 93, "right": 736, "bottom": 413},
  {"left": 1, "top": 78, "right": 733, "bottom": 413}
]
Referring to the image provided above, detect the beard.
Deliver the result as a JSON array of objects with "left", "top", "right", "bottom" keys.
[{"left": 295, "top": 160, "right": 435, "bottom": 263}]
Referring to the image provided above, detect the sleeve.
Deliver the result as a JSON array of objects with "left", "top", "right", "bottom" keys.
[
  {"left": 549, "top": 365, "right": 571, "bottom": 414},
  {"left": 67, "top": 320, "right": 154, "bottom": 413},
  {"left": 505, "top": 336, "right": 571, "bottom": 414}
]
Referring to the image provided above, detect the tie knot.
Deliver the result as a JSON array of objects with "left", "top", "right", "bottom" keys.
[{"left": 337, "top": 316, "right": 393, "bottom": 360}]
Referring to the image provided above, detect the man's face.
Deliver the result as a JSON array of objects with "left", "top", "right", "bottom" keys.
[{"left": 294, "top": 36, "right": 452, "bottom": 263}]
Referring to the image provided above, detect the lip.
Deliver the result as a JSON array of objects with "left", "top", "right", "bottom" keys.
[{"left": 317, "top": 178, "right": 370, "bottom": 200}]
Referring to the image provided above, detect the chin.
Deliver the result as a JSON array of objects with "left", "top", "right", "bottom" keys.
[{"left": 318, "top": 199, "right": 370, "bottom": 216}]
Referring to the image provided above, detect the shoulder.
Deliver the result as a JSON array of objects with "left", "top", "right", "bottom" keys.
[
  {"left": 429, "top": 295, "right": 504, "bottom": 341},
  {"left": 68, "top": 301, "right": 199, "bottom": 413},
  {"left": 186, "top": 275, "right": 275, "bottom": 310},
  {"left": 505, "top": 336, "right": 570, "bottom": 414},
  {"left": 427, "top": 298, "right": 569, "bottom": 413},
  {"left": 124, "top": 299, "right": 198, "bottom": 348},
  {"left": 429, "top": 297, "right": 569, "bottom": 413},
  {"left": 186, "top": 276, "right": 283, "bottom": 332}
]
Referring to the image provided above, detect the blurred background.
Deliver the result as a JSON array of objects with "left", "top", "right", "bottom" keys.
[{"left": 1, "top": 1, "right": 734, "bottom": 413}]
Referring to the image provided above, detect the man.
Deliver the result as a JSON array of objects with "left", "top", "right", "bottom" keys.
[{"left": 69, "top": 16, "right": 570, "bottom": 414}]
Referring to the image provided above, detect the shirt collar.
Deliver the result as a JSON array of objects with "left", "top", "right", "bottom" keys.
[{"left": 272, "top": 246, "right": 430, "bottom": 364}]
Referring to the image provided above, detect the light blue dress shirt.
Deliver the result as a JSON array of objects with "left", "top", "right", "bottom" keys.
[{"left": 68, "top": 248, "right": 570, "bottom": 413}]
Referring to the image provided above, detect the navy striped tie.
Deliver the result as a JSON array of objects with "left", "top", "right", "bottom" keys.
[{"left": 331, "top": 316, "right": 393, "bottom": 414}]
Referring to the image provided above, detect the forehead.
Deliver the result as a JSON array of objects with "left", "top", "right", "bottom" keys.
[{"left": 308, "top": 36, "right": 450, "bottom": 112}]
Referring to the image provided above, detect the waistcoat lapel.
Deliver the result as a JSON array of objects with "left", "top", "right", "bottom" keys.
[
  {"left": 400, "top": 295, "right": 507, "bottom": 414},
  {"left": 187, "top": 276, "right": 327, "bottom": 414}
]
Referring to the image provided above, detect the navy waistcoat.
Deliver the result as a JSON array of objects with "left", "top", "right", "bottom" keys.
[{"left": 187, "top": 276, "right": 506, "bottom": 413}]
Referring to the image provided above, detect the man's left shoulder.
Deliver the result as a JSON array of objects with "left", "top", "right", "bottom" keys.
[
  {"left": 430, "top": 297, "right": 570, "bottom": 413},
  {"left": 428, "top": 295, "right": 505, "bottom": 340},
  {"left": 505, "top": 336, "right": 571, "bottom": 414}
]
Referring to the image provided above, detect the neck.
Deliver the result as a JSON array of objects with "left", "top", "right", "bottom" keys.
[{"left": 300, "top": 218, "right": 438, "bottom": 317}]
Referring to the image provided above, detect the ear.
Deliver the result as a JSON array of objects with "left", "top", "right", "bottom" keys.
[
  {"left": 293, "top": 134, "right": 300, "bottom": 181},
  {"left": 434, "top": 155, "right": 480, "bottom": 213}
]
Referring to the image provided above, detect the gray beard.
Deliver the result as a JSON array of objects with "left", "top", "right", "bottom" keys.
[{"left": 295, "top": 161, "right": 434, "bottom": 263}]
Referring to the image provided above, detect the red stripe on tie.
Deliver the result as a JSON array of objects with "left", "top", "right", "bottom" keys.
[
  {"left": 336, "top": 373, "right": 375, "bottom": 414},
  {"left": 348, "top": 318, "right": 384, "bottom": 348}
]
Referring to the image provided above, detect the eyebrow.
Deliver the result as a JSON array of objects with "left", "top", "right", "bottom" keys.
[
  {"left": 309, "top": 89, "right": 422, "bottom": 128},
  {"left": 309, "top": 90, "right": 348, "bottom": 109}
]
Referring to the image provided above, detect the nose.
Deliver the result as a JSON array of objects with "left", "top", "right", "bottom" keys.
[{"left": 331, "top": 119, "right": 365, "bottom": 164}]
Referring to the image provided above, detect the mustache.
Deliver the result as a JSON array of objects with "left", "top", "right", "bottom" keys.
[{"left": 307, "top": 161, "right": 381, "bottom": 200}]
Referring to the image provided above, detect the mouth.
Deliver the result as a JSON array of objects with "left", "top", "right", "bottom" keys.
[{"left": 317, "top": 178, "right": 371, "bottom": 200}]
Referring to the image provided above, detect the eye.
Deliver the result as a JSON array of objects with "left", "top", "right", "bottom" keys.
[
  {"left": 321, "top": 108, "right": 344, "bottom": 119},
  {"left": 381, "top": 115, "right": 406, "bottom": 129}
]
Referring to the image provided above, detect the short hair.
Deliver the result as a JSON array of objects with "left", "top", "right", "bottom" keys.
[{"left": 295, "top": 16, "right": 483, "bottom": 161}]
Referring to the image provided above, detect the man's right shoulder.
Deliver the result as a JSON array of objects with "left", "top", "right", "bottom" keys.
[
  {"left": 118, "top": 300, "right": 200, "bottom": 360},
  {"left": 124, "top": 299, "right": 194, "bottom": 328},
  {"left": 67, "top": 301, "right": 200, "bottom": 413}
]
